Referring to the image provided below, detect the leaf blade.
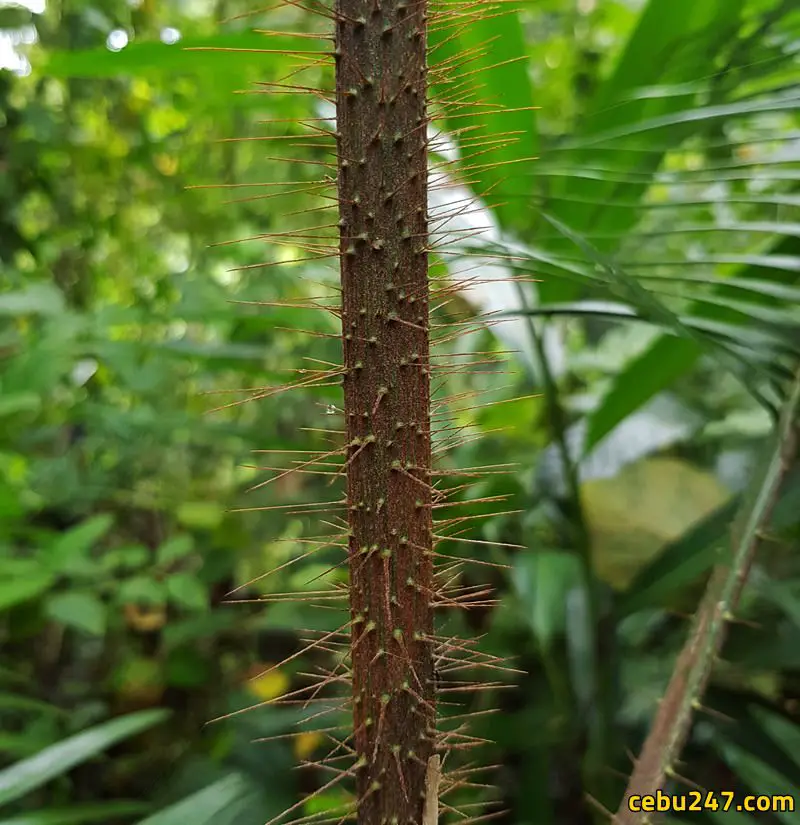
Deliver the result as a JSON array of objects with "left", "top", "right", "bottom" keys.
[{"left": 0, "top": 710, "right": 169, "bottom": 809}]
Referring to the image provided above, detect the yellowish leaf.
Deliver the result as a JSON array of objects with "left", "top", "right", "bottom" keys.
[
  {"left": 583, "top": 457, "right": 730, "bottom": 589},
  {"left": 294, "top": 731, "right": 323, "bottom": 760},
  {"left": 247, "top": 666, "right": 290, "bottom": 702}
]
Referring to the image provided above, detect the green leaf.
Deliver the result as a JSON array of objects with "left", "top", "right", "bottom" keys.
[
  {"left": 637, "top": 273, "right": 800, "bottom": 303},
  {"left": 0, "top": 710, "right": 169, "bottom": 809},
  {"left": 165, "top": 574, "right": 207, "bottom": 611},
  {"left": 715, "top": 740, "right": 798, "bottom": 825},
  {"left": 165, "top": 648, "right": 209, "bottom": 689},
  {"left": 751, "top": 706, "right": 800, "bottom": 771},
  {"left": 47, "top": 515, "right": 114, "bottom": 576},
  {"left": 44, "top": 33, "right": 315, "bottom": 78},
  {"left": 45, "top": 592, "right": 107, "bottom": 637},
  {"left": 585, "top": 457, "right": 730, "bottom": 590},
  {"left": 538, "top": 212, "right": 777, "bottom": 395},
  {"left": 134, "top": 774, "right": 250, "bottom": 825},
  {"left": 512, "top": 551, "right": 581, "bottom": 650},
  {"left": 155, "top": 536, "right": 194, "bottom": 567},
  {"left": 117, "top": 577, "right": 167, "bottom": 607},
  {"left": 175, "top": 502, "right": 224, "bottom": 531},
  {"left": 584, "top": 336, "right": 700, "bottom": 454},
  {"left": 0, "top": 6, "right": 33, "bottom": 27},
  {"left": 0, "top": 734, "right": 54, "bottom": 759},
  {"left": 587, "top": 233, "right": 800, "bottom": 429},
  {"left": 565, "top": 585, "right": 593, "bottom": 715},
  {"left": 153, "top": 341, "right": 268, "bottom": 362},
  {"left": 0, "top": 394, "right": 41, "bottom": 418},
  {"left": 505, "top": 301, "right": 796, "bottom": 368},
  {"left": 102, "top": 545, "right": 150, "bottom": 573},
  {"left": 162, "top": 612, "right": 240, "bottom": 650},
  {"left": 0, "top": 285, "right": 65, "bottom": 317},
  {"left": 560, "top": 94, "right": 800, "bottom": 153},
  {"left": 0, "top": 801, "right": 147, "bottom": 825},
  {"left": 0, "top": 694, "right": 64, "bottom": 716},
  {"left": 618, "top": 497, "right": 739, "bottom": 615},
  {"left": 543, "top": 0, "right": 748, "bottom": 302},
  {"left": 429, "top": 3, "right": 537, "bottom": 232},
  {"left": 0, "top": 569, "right": 55, "bottom": 612}
]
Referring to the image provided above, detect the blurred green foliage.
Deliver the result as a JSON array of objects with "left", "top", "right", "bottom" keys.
[{"left": 1, "top": 0, "right": 799, "bottom": 823}]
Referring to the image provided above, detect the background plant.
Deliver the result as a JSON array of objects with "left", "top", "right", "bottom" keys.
[{"left": 0, "top": 0, "right": 799, "bottom": 824}]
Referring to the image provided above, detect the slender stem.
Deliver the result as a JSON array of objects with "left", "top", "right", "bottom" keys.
[
  {"left": 515, "top": 285, "right": 613, "bottom": 807},
  {"left": 614, "top": 366, "right": 800, "bottom": 825}
]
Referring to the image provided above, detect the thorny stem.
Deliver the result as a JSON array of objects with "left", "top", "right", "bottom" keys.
[
  {"left": 614, "top": 366, "right": 800, "bottom": 825},
  {"left": 336, "top": 2, "right": 436, "bottom": 825}
]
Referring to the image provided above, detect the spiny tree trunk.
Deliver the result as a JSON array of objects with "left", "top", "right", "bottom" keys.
[
  {"left": 336, "top": 2, "right": 436, "bottom": 823},
  {"left": 201, "top": 2, "right": 524, "bottom": 823}
]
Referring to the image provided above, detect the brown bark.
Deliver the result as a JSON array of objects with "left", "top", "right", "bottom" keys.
[{"left": 335, "top": 1, "right": 435, "bottom": 823}]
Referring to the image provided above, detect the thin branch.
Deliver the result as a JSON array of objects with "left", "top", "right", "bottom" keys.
[{"left": 614, "top": 365, "right": 800, "bottom": 825}]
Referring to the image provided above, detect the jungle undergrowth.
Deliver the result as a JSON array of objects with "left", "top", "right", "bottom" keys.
[
  {"left": 191, "top": 2, "right": 538, "bottom": 825},
  {"left": 188, "top": 3, "right": 800, "bottom": 825}
]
